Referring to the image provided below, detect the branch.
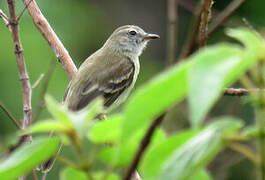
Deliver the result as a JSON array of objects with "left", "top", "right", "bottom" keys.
[
  {"left": 167, "top": 0, "right": 177, "bottom": 65},
  {"left": 6, "top": 0, "right": 32, "bottom": 139},
  {"left": 32, "top": 73, "right": 44, "bottom": 89},
  {"left": 33, "top": 60, "right": 56, "bottom": 122},
  {"left": 224, "top": 88, "right": 265, "bottom": 96},
  {"left": 123, "top": 113, "right": 165, "bottom": 180},
  {"left": 179, "top": 1, "right": 203, "bottom": 58},
  {"left": 17, "top": 0, "right": 34, "bottom": 22},
  {"left": 0, "top": 9, "right": 11, "bottom": 32},
  {"left": 0, "top": 102, "right": 20, "bottom": 129},
  {"left": 21, "top": 0, "right": 77, "bottom": 79},
  {"left": 228, "top": 142, "right": 259, "bottom": 165},
  {"left": 199, "top": 0, "right": 213, "bottom": 47},
  {"left": 208, "top": 0, "right": 248, "bottom": 36}
]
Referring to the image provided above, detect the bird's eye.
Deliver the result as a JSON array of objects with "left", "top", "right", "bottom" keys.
[{"left": 129, "top": 30, "right": 137, "bottom": 36}]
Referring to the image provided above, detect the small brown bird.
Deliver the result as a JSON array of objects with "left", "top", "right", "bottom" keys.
[
  {"left": 41, "top": 25, "right": 159, "bottom": 173},
  {"left": 63, "top": 25, "right": 159, "bottom": 111}
]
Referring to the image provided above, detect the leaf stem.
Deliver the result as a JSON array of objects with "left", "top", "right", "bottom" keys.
[
  {"left": 57, "top": 156, "right": 79, "bottom": 169},
  {"left": 256, "top": 61, "right": 265, "bottom": 180},
  {"left": 227, "top": 142, "right": 259, "bottom": 165}
]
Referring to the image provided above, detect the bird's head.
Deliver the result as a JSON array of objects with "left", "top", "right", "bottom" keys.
[{"left": 103, "top": 25, "right": 159, "bottom": 58}]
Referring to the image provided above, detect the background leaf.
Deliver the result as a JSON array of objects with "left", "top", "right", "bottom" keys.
[
  {"left": 188, "top": 45, "right": 242, "bottom": 127},
  {"left": 93, "top": 171, "right": 120, "bottom": 180},
  {"left": 0, "top": 137, "right": 60, "bottom": 179},
  {"left": 22, "top": 120, "right": 71, "bottom": 135},
  {"left": 122, "top": 61, "right": 190, "bottom": 142},
  {"left": 188, "top": 28, "right": 265, "bottom": 128},
  {"left": 60, "top": 167, "right": 88, "bottom": 180},
  {"left": 89, "top": 115, "right": 122, "bottom": 144},
  {"left": 158, "top": 117, "right": 243, "bottom": 180},
  {"left": 140, "top": 130, "right": 199, "bottom": 180},
  {"left": 45, "top": 95, "right": 73, "bottom": 126},
  {"left": 188, "top": 169, "right": 212, "bottom": 180}
]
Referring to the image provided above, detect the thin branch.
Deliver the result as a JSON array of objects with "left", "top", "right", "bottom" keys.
[
  {"left": 167, "top": 0, "right": 177, "bottom": 66},
  {"left": 32, "top": 170, "right": 38, "bottom": 180},
  {"left": 32, "top": 73, "right": 44, "bottom": 89},
  {"left": 256, "top": 61, "right": 265, "bottom": 180},
  {"left": 228, "top": 142, "right": 259, "bottom": 165},
  {"left": 208, "top": 0, "right": 248, "bottom": 36},
  {"left": 123, "top": 113, "right": 165, "bottom": 180},
  {"left": 41, "top": 173, "right": 47, "bottom": 180},
  {"left": 179, "top": 1, "right": 203, "bottom": 58},
  {"left": 21, "top": 0, "right": 77, "bottom": 79},
  {"left": 33, "top": 60, "right": 56, "bottom": 122},
  {"left": 0, "top": 9, "right": 11, "bottom": 32},
  {"left": 17, "top": 0, "right": 34, "bottom": 22},
  {"left": 224, "top": 88, "right": 265, "bottom": 96},
  {"left": 199, "top": 0, "right": 213, "bottom": 47},
  {"left": 0, "top": 102, "right": 20, "bottom": 129},
  {"left": 6, "top": 0, "right": 32, "bottom": 140}
]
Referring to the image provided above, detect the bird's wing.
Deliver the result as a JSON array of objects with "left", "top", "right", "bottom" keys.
[{"left": 64, "top": 54, "right": 135, "bottom": 111}]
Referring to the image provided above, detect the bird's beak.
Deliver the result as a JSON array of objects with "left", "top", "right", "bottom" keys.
[{"left": 143, "top": 33, "right": 160, "bottom": 40}]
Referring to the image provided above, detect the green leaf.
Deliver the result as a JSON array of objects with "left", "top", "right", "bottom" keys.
[
  {"left": 242, "top": 125, "right": 258, "bottom": 138},
  {"left": 45, "top": 95, "right": 73, "bottom": 126},
  {"left": 99, "top": 128, "right": 166, "bottom": 167},
  {"left": 140, "top": 130, "right": 199, "bottom": 180},
  {"left": 158, "top": 117, "right": 243, "bottom": 180},
  {"left": 89, "top": 115, "right": 122, "bottom": 144},
  {"left": 188, "top": 28, "right": 265, "bottom": 128},
  {"left": 22, "top": 120, "right": 72, "bottom": 135},
  {"left": 188, "top": 169, "right": 212, "bottom": 180},
  {"left": 188, "top": 45, "right": 242, "bottom": 127},
  {"left": 226, "top": 28, "right": 265, "bottom": 57},
  {"left": 60, "top": 167, "right": 88, "bottom": 180},
  {"left": 0, "top": 137, "right": 60, "bottom": 179},
  {"left": 70, "top": 97, "right": 105, "bottom": 138},
  {"left": 122, "top": 61, "right": 190, "bottom": 142},
  {"left": 224, "top": 28, "right": 265, "bottom": 85},
  {"left": 93, "top": 171, "right": 120, "bottom": 180}
]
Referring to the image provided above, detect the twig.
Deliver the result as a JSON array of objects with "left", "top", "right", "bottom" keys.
[
  {"left": 41, "top": 173, "right": 47, "bottom": 180},
  {"left": 123, "top": 113, "right": 165, "bottom": 180},
  {"left": 256, "top": 61, "right": 265, "bottom": 180},
  {"left": 32, "top": 73, "right": 44, "bottom": 89},
  {"left": 6, "top": 0, "right": 32, "bottom": 138},
  {"left": 17, "top": 0, "right": 34, "bottom": 22},
  {"left": 224, "top": 88, "right": 265, "bottom": 96},
  {"left": 33, "top": 60, "right": 56, "bottom": 122},
  {"left": 21, "top": 0, "right": 77, "bottom": 79},
  {"left": 208, "top": 0, "right": 248, "bottom": 36},
  {"left": 227, "top": 142, "right": 259, "bottom": 165},
  {"left": 0, "top": 102, "right": 20, "bottom": 129},
  {"left": 179, "top": 0, "right": 203, "bottom": 58},
  {"left": 199, "top": 0, "right": 213, "bottom": 47},
  {"left": 167, "top": 0, "right": 177, "bottom": 66},
  {"left": 32, "top": 170, "right": 38, "bottom": 180},
  {"left": 0, "top": 9, "right": 11, "bottom": 32}
]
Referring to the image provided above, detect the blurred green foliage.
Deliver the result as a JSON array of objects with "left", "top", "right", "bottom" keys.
[
  {"left": 0, "top": 28, "right": 264, "bottom": 180},
  {"left": 1, "top": 0, "right": 265, "bottom": 179}
]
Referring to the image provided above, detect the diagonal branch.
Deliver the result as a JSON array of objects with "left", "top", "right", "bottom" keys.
[
  {"left": 21, "top": 0, "right": 77, "bottom": 79},
  {"left": 123, "top": 113, "right": 165, "bottom": 180},
  {"left": 208, "top": 0, "right": 248, "bottom": 36},
  {"left": 0, "top": 102, "right": 20, "bottom": 129},
  {"left": 17, "top": 0, "right": 34, "bottom": 22},
  {"left": 199, "top": 0, "right": 213, "bottom": 47},
  {"left": 167, "top": 0, "right": 177, "bottom": 65}
]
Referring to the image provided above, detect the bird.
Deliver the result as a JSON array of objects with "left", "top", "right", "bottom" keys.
[
  {"left": 41, "top": 25, "right": 159, "bottom": 173},
  {"left": 63, "top": 25, "right": 159, "bottom": 112}
]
